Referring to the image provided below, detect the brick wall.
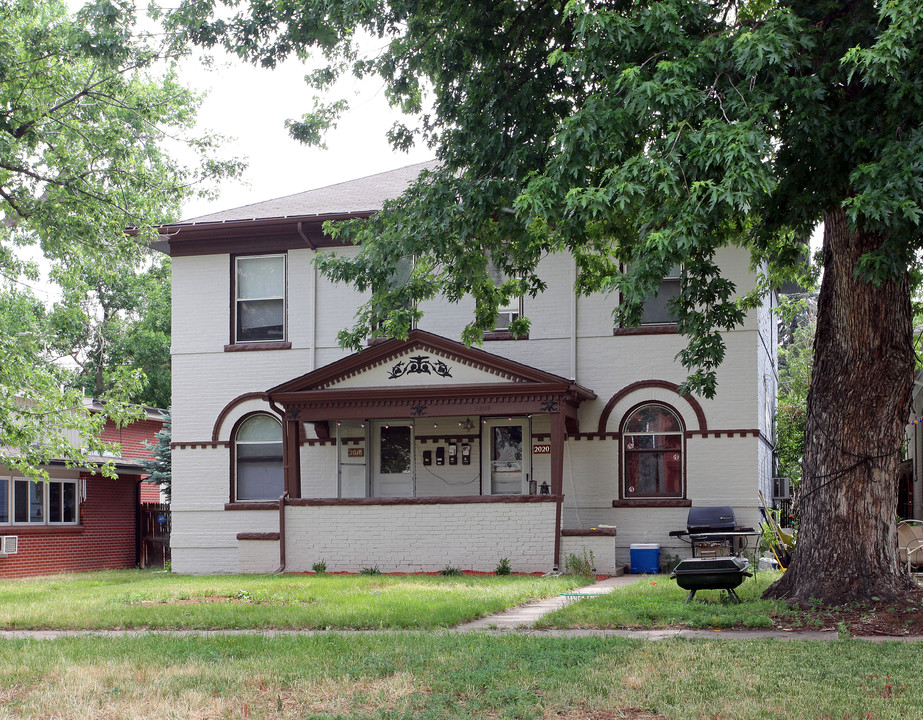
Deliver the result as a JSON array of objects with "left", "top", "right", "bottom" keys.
[
  {"left": 237, "top": 499, "right": 559, "bottom": 574},
  {"left": 99, "top": 418, "right": 162, "bottom": 462},
  {"left": 0, "top": 472, "right": 139, "bottom": 579}
]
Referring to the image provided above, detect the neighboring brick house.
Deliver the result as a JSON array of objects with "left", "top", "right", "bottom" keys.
[
  {"left": 0, "top": 402, "right": 168, "bottom": 578},
  {"left": 161, "top": 161, "right": 778, "bottom": 575}
]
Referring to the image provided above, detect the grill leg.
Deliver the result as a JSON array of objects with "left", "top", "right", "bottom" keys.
[
  {"left": 684, "top": 589, "right": 697, "bottom": 604},
  {"left": 726, "top": 588, "right": 742, "bottom": 604}
]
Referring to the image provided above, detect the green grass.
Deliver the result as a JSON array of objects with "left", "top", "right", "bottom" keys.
[
  {"left": 0, "top": 633, "right": 920, "bottom": 718},
  {"left": 0, "top": 570, "right": 586, "bottom": 630},
  {"left": 538, "top": 571, "right": 800, "bottom": 629}
]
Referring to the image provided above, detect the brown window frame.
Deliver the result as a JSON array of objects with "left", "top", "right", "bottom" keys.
[{"left": 228, "top": 253, "right": 288, "bottom": 349}]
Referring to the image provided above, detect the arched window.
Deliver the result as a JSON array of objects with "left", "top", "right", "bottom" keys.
[
  {"left": 622, "top": 404, "right": 684, "bottom": 498},
  {"left": 234, "top": 414, "right": 283, "bottom": 501}
]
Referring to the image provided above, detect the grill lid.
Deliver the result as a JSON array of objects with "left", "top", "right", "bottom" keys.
[{"left": 686, "top": 505, "right": 736, "bottom": 533}]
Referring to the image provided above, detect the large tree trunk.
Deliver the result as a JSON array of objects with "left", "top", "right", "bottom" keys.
[{"left": 764, "top": 207, "right": 917, "bottom": 605}]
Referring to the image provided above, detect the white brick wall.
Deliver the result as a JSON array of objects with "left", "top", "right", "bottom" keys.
[
  {"left": 170, "top": 242, "right": 775, "bottom": 574},
  {"left": 234, "top": 501, "right": 558, "bottom": 574}
]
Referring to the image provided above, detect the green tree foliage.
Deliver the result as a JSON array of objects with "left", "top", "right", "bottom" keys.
[
  {"left": 0, "top": 0, "right": 239, "bottom": 478},
  {"left": 141, "top": 411, "right": 171, "bottom": 501},
  {"left": 776, "top": 297, "right": 816, "bottom": 490},
  {"left": 49, "top": 250, "right": 172, "bottom": 410},
  {"left": 172, "top": 0, "right": 923, "bottom": 602}
]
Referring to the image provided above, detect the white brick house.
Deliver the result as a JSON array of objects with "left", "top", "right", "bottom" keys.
[{"left": 162, "top": 161, "right": 777, "bottom": 575}]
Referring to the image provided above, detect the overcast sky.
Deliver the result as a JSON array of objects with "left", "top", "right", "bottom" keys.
[{"left": 179, "top": 49, "right": 434, "bottom": 220}]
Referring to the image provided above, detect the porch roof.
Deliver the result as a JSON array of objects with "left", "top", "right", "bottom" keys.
[{"left": 267, "top": 330, "right": 595, "bottom": 427}]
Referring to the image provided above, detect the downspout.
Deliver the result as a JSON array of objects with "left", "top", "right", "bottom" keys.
[
  {"left": 297, "top": 222, "right": 319, "bottom": 371},
  {"left": 275, "top": 491, "right": 289, "bottom": 574}
]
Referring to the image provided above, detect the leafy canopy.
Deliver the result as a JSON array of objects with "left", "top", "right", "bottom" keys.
[
  {"left": 0, "top": 0, "right": 240, "bottom": 478},
  {"left": 170, "top": 0, "right": 922, "bottom": 397}
]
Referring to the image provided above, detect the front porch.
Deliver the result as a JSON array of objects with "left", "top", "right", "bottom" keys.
[{"left": 238, "top": 331, "right": 603, "bottom": 572}]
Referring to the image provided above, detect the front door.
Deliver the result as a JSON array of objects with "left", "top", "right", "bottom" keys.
[
  {"left": 372, "top": 422, "right": 414, "bottom": 497},
  {"left": 482, "top": 418, "right": 531, "bottom": 494}
]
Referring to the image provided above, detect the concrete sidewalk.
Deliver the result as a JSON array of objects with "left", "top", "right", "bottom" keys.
[{"left": 456, "top": 574, "right": 643, "bottom": 632}]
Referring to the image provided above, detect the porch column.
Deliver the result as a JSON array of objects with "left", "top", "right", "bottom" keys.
[
  {"left": 550, "top": 411, "right": 565, "bottom": 568},
  {"left": 283, "top": 417, "right": 302, "bottom": 498}
]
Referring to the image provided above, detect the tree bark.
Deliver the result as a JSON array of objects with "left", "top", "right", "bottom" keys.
[{"left": 764, "top": 207, "right": 917, "bottom": 605}]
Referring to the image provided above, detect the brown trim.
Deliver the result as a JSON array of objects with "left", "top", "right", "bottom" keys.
[
  {"left": 211, "top": 392, "right": 270, "bottom": 443},
  {"left": 597, "top": 380, "right": 708, "bottom": 435},
  {"left": 224, "top": 342, "right": 292, "bottom": 352},
  {"left": 613, "top": 325, "right": 679, "bottom": 336},
  {"left": 285, "top": 494, "right": 561, "bottom": 507},
  {"left": 687, "top": 428, "right": 760, "bottom": 438},
  {"left": 171, "top": 441, "right": 229, "bottom": 450},
  {"left": 276, "top": 384, "right": 586, "bottom": 423},
  {"left": 162, "top": 213, "right": 374, "bottom": 257},
  {"left": 612, "top": 499, "right": 692, "bottom": 508},
  {"left": 483, "top": 331, "right": 529, "bottom": 341},
  {"left": 561, "top": 527, "right": 617, "bottom": 537},
  {"left": 416, "top": 434, "right": 479, "bottom": 444},
  {"left": 283, "top": 418, "right": 301, "bottom": 497},
  {"left": 1, "top": 525, "right": 86, "bottom": 534},
  {"left": 225, "top": 502, "right": 278, "bottom": 510},
  {"left": 237, "top": 532, "right": 280, "bottom": 541}
]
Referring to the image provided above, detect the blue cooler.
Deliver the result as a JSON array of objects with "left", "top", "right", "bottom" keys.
[{"left": 630, "top": 543, "right": 661, "bottom": 574}]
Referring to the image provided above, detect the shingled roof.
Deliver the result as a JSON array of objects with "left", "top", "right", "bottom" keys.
[{"left": 181, "top": 160, "right": 439, "bottom": 225}]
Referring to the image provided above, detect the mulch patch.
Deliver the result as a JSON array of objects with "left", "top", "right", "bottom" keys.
[{"left": 774, "top": 587, "right": 923, "bottom": 636}]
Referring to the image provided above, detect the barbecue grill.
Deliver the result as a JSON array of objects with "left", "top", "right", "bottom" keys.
[
  {"left": 670, "top": 556, "right": 752, "bottom": 603},
  {"left": 668, "top": 506, "right": 758, "bottom": 557}
]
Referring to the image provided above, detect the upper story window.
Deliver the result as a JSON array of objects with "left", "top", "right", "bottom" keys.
[
  {"left": 234, "top": 254, "right": 286, "bottom": 343},
  {"left": 234, "top": 414, "right": 284, "bottom": 502},
  {"left": 640, "top": 265, "right": 681, "bottom": 325},
  {"left": 1, "top": 477, "right": 79, "bottom": 525},
  {"left": 622, "top": 404, "right": 684, "bottom": 499},
  {"left": 485, "top": 260, "right": 524, "bottom": 338}
]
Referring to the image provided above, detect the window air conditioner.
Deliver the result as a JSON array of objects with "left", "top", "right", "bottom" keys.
[
  {"left": 772, "top": 477, "right": 791, "bottom": 500},
  {"left": 0, "top": 536, "right": 18, "bottom": 555}
]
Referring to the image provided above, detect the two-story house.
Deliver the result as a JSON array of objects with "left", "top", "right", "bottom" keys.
[{"left": 161, "top": 161, "right": 777, "bottom": 575}]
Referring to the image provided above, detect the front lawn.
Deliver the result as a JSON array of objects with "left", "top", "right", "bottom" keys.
[
  {"left": 537, "top": 571, "right": 799, "bottom": 629},
  {"left": 0, "top": 633, "right": 921, "bottom": 719},
  {"left": 0, "top": 570, "right": 585, "bottom": 630}
]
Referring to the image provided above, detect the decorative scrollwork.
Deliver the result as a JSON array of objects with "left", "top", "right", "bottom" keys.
[{"left": 388, "top": 355, "right": 453, "bottom": 379}]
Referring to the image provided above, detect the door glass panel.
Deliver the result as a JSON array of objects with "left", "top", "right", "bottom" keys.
[
  {"left": 491, "top": 425, "right": 523, "bottom": 494},
  {"left": 380, "top": 426, "right": 412, "bottom": 474}
]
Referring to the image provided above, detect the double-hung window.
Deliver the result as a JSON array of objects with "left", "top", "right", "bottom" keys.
[
  {"left": 485, "top": 260, "right": 524, "bottom": 336},
  {"left": 640, "top": 265, "right": 682, "bottom": 325},
  {"left": 234, "top": 414, "right": 284, "bottom": 501},
  {"left": 234, "top": 254, "right": 286, "bottom": 343}
]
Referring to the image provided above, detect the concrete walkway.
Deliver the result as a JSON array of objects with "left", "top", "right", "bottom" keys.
[{"left": 457, "top": 574, "right": 642, "bottom": 632}]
